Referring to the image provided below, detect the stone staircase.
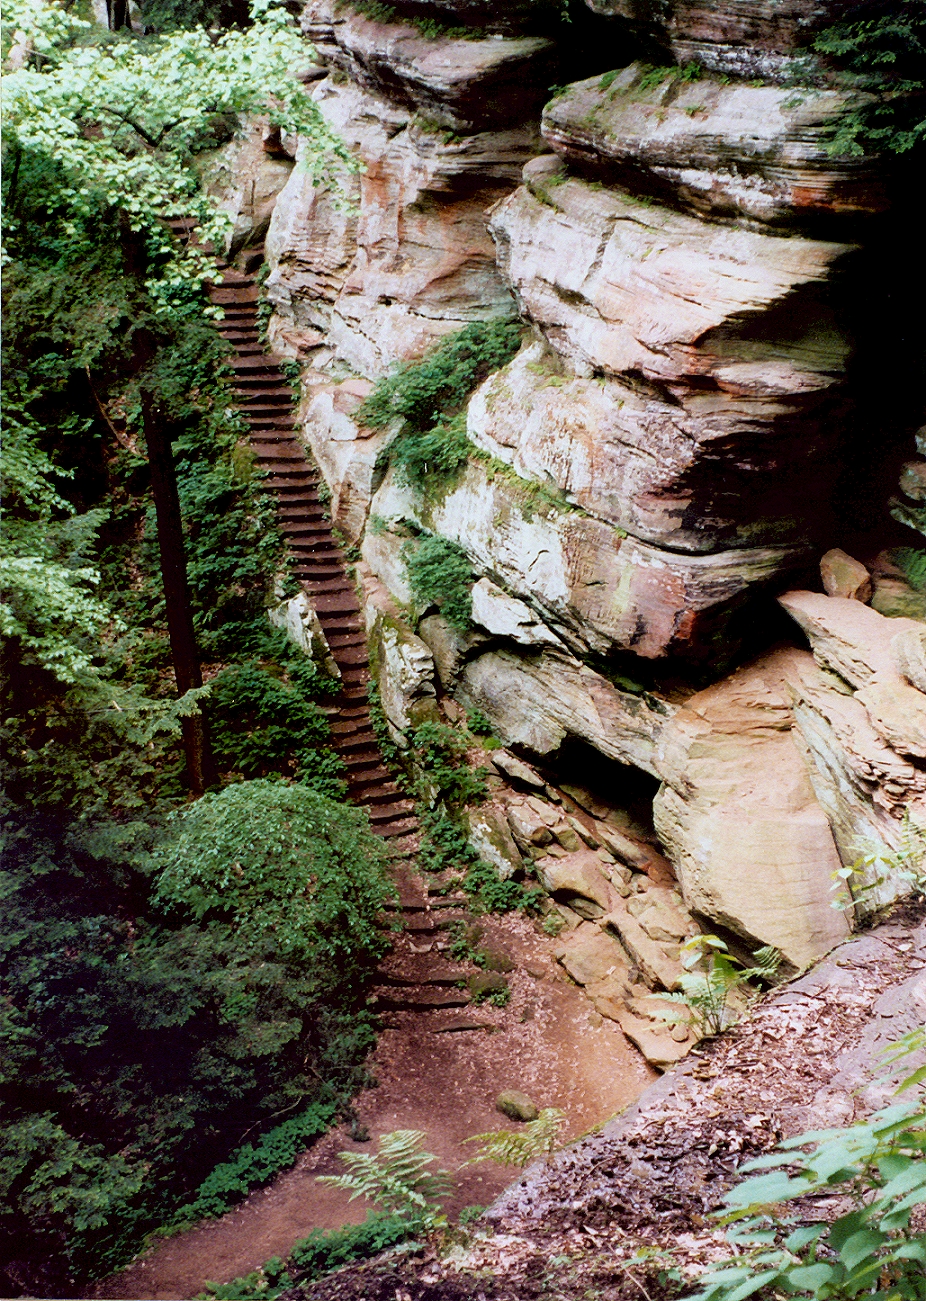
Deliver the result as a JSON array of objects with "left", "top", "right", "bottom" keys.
[
  {"left": 165, "top": 218, "right": 481, "bottom": 1017},
  {"left": 205, "top": 262, "right": 420, "bottom": 849}
]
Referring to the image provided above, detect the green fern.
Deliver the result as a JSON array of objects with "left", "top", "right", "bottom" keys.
[
  {"left": 463, "top": 1108, "right": 566, "bottom": 1169},
  {"left": 653, "top": 936, "right": 780, "bottom": 1039},
  {"left": 316, "top": 1130, "right": 452, "bottom": 1226}
]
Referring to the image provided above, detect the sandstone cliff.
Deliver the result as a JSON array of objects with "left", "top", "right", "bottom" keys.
[{"left": 219, "top": 0, "right": 925, "bottom": 1061}]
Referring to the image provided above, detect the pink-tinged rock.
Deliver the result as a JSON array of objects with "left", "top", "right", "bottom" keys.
[
  {"left": 543, "top": 67, "right": 884, "bottom": 227},
  {"left": 653, "top": 649, "right": 850, "bottom": 968},
  {"left": 820, "top": 549, "right": 872, "bottom": 603},
  {"left": 893, "top": 626, "right": 926, "bottom": 695},
  {"left": 491, "top": 174, "right": 855, "bottom": 390},
  {"left": 780, "top": 650, "right": 926, "bottom": 911},
  {"left": 537, "top": 850, "right": 616, "bottom": 912},
  {"left": 778, "top": 590, "right": 923, "bottom": 689},
  {"left": 370, "top": 457, "right": 807, "bottom": 662},
  {"left": 267, "top": 78, "right": 536, "bottom": 377}
]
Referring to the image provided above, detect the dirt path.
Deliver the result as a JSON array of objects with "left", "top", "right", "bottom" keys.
[{"left": 91, "top": 912, "right": 654, "bottom": 1300}]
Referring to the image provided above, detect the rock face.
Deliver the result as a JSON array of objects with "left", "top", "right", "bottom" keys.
[
  {"left": 265, "top": 75, "right": 536, "bottom": 375},
  {"left": 256, "top": 1, "right": 923, "bottom": 1058},
  {"left": 542, "top": 65, "right": 883, "bottom": 227},
  {"left": 654, "top": 650, "right": 850, "bottom": 967},
  {"left": 585, "top": 0, "right": 862, "bottom": 83}
]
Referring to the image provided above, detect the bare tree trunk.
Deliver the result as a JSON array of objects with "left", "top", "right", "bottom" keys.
[{"left": 141, "top": 391, "right": 218, "bottom": 796}]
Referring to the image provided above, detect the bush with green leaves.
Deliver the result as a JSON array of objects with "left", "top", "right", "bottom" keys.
[
  {"left": 206, "top": 658, "right": 346, "bottom": 798},
  {"left": 692, "top": 1102, "right": 926, "bottom": 1300},
  {"left": 813, "top": 0, "right": 926, "bottom": 156},
  {"left": 408, "top": 720, "right": 488, "bottom": 808},
  {"left": 360, "top": 320, "right": 522, "bottom": 502},
  {"left": 357, "top": 321, "right": 523, "bottom": 434},
  {"left": 200, "top": 1213, "right": 417, "bottom": 1299},
  {"left": 389, "top": 413, "right": 472, "bottom": 494},
  {"left": 654, "top": 935, "right": 781, "bottom": 1039},
  {"left": 402, "top": 533, "right": 473, "bottom": 631},
  {"left": 0, "top": 786, "right": 394, "bottom": 1288},
  {"left": 154, "top": 779, "right": 395, "bottom": 965},
  {"left": 318, "top": 1130, "right": 453, "bottom": 1229}
]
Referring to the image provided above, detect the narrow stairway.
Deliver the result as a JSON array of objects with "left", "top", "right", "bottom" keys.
[
  {"left": 205, "top": 264, "right": 420, "bottom": 848},
  {"left": 198, "top": 250, "right": 478, "bottom": 1018}
]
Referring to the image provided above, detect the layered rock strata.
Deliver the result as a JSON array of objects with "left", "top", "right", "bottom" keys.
[{"left": 258, "top": 0, "right": 923, "bottom": 1020}]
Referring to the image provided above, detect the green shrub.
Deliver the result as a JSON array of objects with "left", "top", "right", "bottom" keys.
[
  {"left": 359, "top": 321, "right": 522, "bottom": 499},
  {"left": 187, "top": 1104, "right": 337, "bottom": 1221},
  {"left": 692, "top": 1101, "right": 926, "bottom": 1300},
  {"left": 402, "top": 533, "right": 473, "bottom": 631},
  {"left": 409, "top": 720, "right": 487, "bottom": 808},
  {"left": 154, "top": 779, "right": 395, "bottom": 964},
  {"left": 389, "top": 413, "right": 471, "bottom": 495},
  {"left": 206, "top": 658, "right": 346, "bottom": 798},
  {"left": 463, "top": 857, "right": 543, "bottom": 915},
  {"left": 290, "top": 1212, "right": 415, "bottom": 1279},
  {"left": 814, "top": 0, "right": 926, "bottom": 155},
  {"left": 356, "top": 320, "right": 523, "bottom": 434}
]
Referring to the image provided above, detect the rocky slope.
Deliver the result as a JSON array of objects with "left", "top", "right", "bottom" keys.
[{"left": 208, "top": 0, "right": 925, "bottom": 1071}]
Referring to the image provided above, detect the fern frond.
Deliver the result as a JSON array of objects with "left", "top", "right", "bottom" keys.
[
  {"left": 462, "top": 1108, "right": 566, "bottom": 1169},
  {"left": 317, "top": 1130, "right": 452, "bottom": 1224}
]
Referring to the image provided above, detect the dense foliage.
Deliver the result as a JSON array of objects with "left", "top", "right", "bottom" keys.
[
  {"left": 0, "top": 4, "right": 391, "bottom": 1292},
  {"left": 361, "top": 320, "right": 523, "bottom": 502},
  {"left": 813, "top": 0, "right": 926, "bottom": 155},
  {"left": 402, "top": 533, "right": 474, "bottom": 632}
]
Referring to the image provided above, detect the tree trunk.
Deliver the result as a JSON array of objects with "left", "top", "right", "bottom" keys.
[
  {"left": 141, "top": 391, "right": 218, "bottom": 796},
  {"left": 108, "top": 0, "right": 129, "bottom": 29}
]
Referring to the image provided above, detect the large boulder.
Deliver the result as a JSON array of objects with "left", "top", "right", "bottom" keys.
[
  {"left": 469, "top": 337, "right": 819, "bottom": 554},
  {"left": 776, "top": 593, "right": 926, "bottom": 905},
  {"left": 542, "top": 66, "right": 882, "bottom": 227},
  {"left": 455, "top": 646, "right": 669, "bottom": 775},
  {"left": 654, "top": 649, "right": 850, "bottom": 968}
]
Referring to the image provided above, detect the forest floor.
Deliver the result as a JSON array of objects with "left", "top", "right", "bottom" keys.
[
  {"left": 275, "top": 900, "right": 926, "bottom": 1301},
  {"left": 89, "top": 911, "right": 654, "bottom": 1300}
]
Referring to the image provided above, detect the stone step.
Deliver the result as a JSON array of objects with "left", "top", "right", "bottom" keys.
[
  {"left": 371, "top": 988, "right": 470, "bottom": 1012},
  {"left": 368, "top": 800, "right": 417, "bottom": 823},
  {"left": 210, "top": 284, "right": 260, "bottom": 304}
]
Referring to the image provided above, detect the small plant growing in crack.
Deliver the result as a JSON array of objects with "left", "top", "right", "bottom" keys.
[{"left": 653, "top": 935, "right": 780, "bottom": 1039}]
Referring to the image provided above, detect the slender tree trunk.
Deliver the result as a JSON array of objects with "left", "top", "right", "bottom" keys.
[{"left": 141, "top": 391, "right": 218, "bottom": 796}]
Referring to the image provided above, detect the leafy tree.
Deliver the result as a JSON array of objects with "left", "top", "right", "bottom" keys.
[
  {"left": 1, "top": 785, "right": 394, "bottom": 1290},
  {"left": 813, "top": 0, "right": 926, "bottom": 155},
  {"left": 2, "top": 0, "right": 356, "bottom": 306}
]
